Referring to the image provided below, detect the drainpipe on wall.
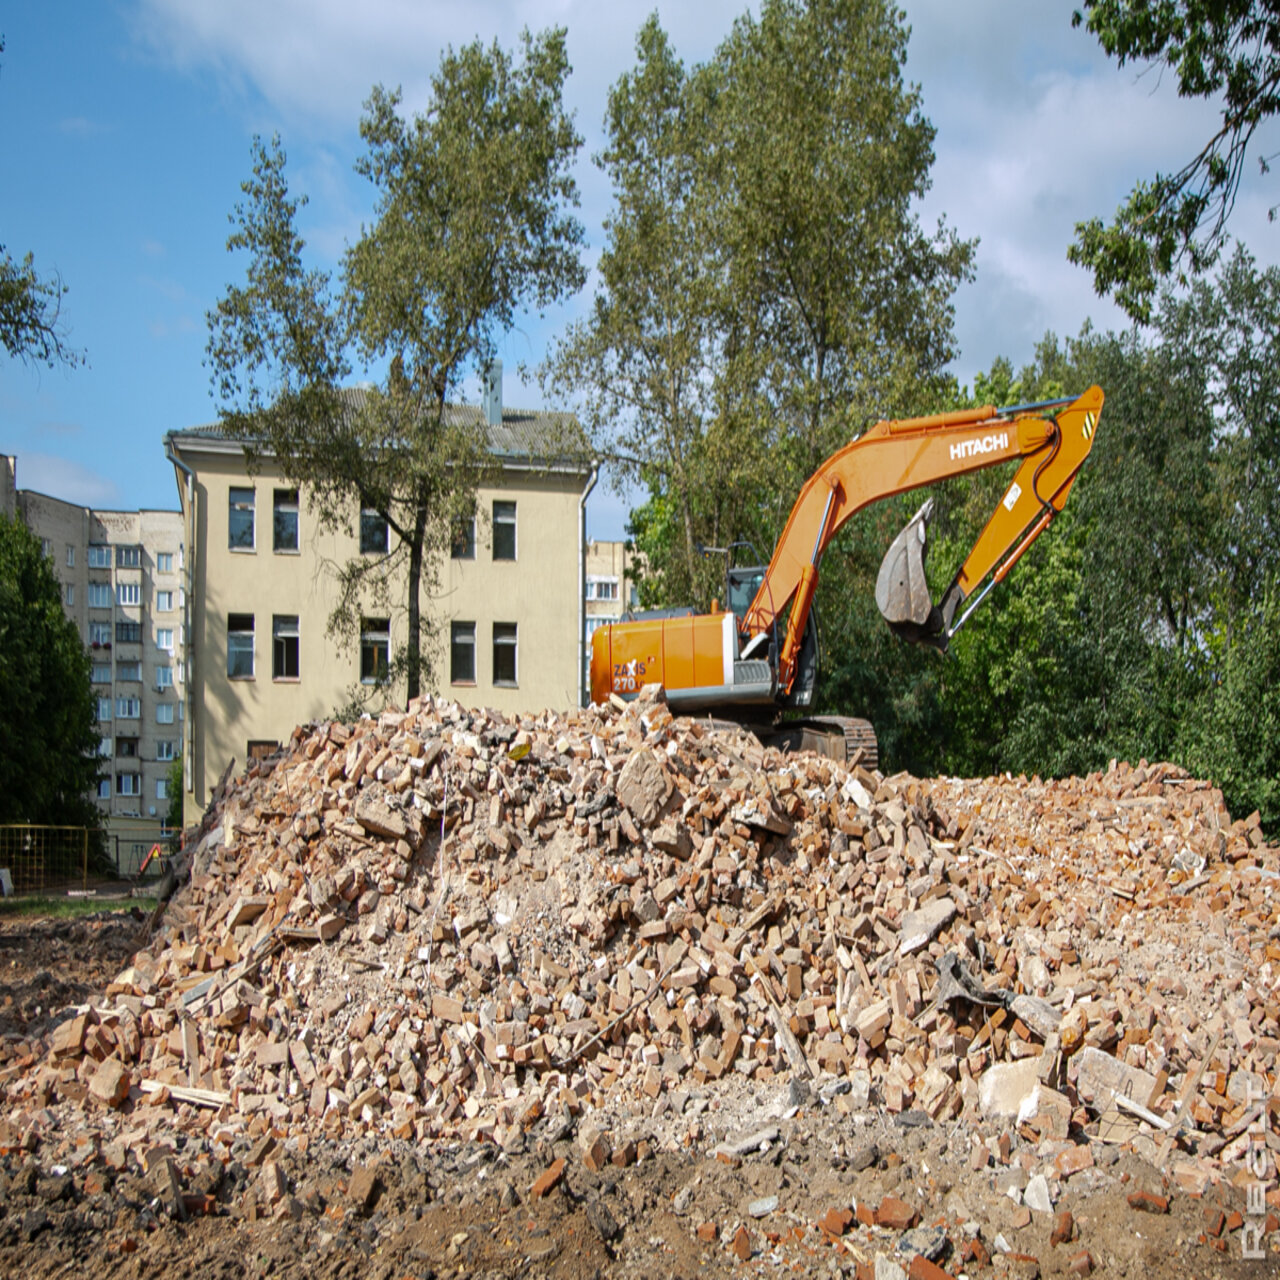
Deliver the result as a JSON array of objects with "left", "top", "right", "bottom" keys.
[
  {"left": 164, "top": 439, "right": 196, "bottom": 817},
  {"left": 578, "top": 462, "right": 599, "bottom": 707}
]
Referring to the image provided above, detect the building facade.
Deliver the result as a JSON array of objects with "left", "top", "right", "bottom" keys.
[
  {"left": 166, "top": 396, "right": 595, "bottom": 823},
  {"left": 584, "top": 539, "right": 641, "bottom": 641},
  {"left": 3, "top": 457, "right": 185, "bottom": 866}
]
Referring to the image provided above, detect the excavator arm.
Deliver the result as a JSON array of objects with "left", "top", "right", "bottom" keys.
[
  {"left": 743, "top": 385, "right": 1104, "bottom": 692},
  {"left": 588, "top": 386, "right": 1104, "bottom": 730}
]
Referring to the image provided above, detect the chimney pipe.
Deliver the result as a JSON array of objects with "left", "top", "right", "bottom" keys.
[{"left": 483, "top": 359, "right": 503, "bottom": 427}]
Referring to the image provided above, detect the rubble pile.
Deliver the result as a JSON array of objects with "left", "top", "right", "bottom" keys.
[{"left": 1, "top": 684, "right": 1278, "bottom": 1260}]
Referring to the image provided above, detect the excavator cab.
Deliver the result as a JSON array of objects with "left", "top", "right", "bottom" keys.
[{"left": 726, "top": 565, "right": 766, "bottom": 625}]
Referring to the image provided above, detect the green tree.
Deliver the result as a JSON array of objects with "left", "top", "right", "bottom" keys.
[
  {"left": 1070, "top": 1, "right": 1280, "bottom": 320},
  {"left": 0, "top": 515, "right": 103, "bottom": 833},
  {"left": 0, "top": 37, "right": 80, "bottom": 368},
  {"left": 208, "top": 30, "right": 585, "bottom": 702},
  {"left": 550, "top": 2, "right": 972, "bottom": 618}
]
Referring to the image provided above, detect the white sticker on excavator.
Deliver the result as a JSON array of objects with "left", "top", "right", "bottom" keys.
[{"left": 1003, "top": 482, "right": 1021, "bottom": 511}]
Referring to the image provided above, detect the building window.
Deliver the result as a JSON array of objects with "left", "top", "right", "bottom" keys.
[
  {"left": 493, "top": 622, "right": 518, "bottom": 686},
  {"left": 227, "top": 613, "right": 255, "bottom": 678},
  {"left": 156, "top": 740, "right": 176, "bottom": 761},
  {"left": 273, "top": 489, "right": 299, "bottom": 552},
  {"left": 156, "top": 778, "right": 169, "bottom": 801},
  {"left": 90, "top": 621, "right": 110, "bottom": 646},
  {"left": 96, "top": 697, "right": 111, "bottom": 721},
  {"left": 91, "top": 664, "right": 112, "bottom": 684},
  {"left": 98, "top": 737, "right": 111, "bottom": 758},
  {"left": 88, "top": 583, "right": 111, "bottom": 609},
  {"left": 117, "top": 582, "right": 140, "bottom": 607},
  {"left": 452, "top": 515, "right": 475, "bottom": 560},
  {"left": 116, "top": 697, "right": 140, "bottom": 719},
  {"left": 117, "top": 661, "right": 142, "bottom": 682},
  {"left": 64, "top": 583, "right": 74, "bottom": 606},
  {"left": 450, "top": 622, "right": 476, "bottom": 683},
  {"left": 273, "top": 615, "right": 300, "bottom": 680},
  {"left": 116, "top": 737, "right": 138, "bottom": 758},
  {"left": 360, "top": 508, "right": 389, "bottom": 555},
  {"left": 66, "top": 545, "right": 75, "bottom": 568},
  {"left": 156, "top": 665, "right": 173, "bottom": 689},
  {"left": 492, "top": 500, "right": 516, "bottom": 560},
  {"left": 156, "top": 628, "right": 174, "bottom": 651},
  {"left": 116, "top": 545, "right": 141, "bottom": 569},
  {"left": 88, "top": 544, "right": 111, "bottom": 568},
  {"left": 97, "top": 778, "right": 111, "bottom": 800},
  {"left": 585, "top": 616, "right": 612, "bottom": 639},
  {"left": 117, "top": 773, "right": 140, "bottom": 797},
  {"left": 156, "top": 590, "right": 174, "bottom": 612},
  {"left": 40, "top": 538, "right": 52, "bottom": 558},
  {"left": 157, "top": 552, "right": 173, "bottom": 573},
  {"left": 586, "top": 577, "right": 619, "bottom": 601},
  {"left": 116, "top": 620, "right": 141, "bottom": 644},
  {"left": 156, "top": 702, "right": 175, "bottom": 725},
  {"left": 360, "top": 617, "right": 390, "bottom": 684},
  {"left": 229, "top": 487, "right": 255, "bottom": 550}
]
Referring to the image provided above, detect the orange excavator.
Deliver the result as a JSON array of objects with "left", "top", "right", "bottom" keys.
[{"left": 589, "top": 386, "right": 1104, "bottom": 768}]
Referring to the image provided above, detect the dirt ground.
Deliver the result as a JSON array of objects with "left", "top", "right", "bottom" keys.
[{"left": 0, "top": 910, "right": 1274, "bottom": 1280}]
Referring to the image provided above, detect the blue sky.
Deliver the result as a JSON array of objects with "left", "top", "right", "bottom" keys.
[{"left": 3, "top": 2, "right": 1276, "bottom": 539}]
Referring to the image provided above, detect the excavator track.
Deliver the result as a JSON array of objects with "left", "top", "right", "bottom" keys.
[{"left": 684, "top": 715, "right": 878, "bottom": 771}]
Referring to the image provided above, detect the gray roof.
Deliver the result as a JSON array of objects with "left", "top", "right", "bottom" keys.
[{"left": 170, "top": 387, "right": 591, "bottom": 472}]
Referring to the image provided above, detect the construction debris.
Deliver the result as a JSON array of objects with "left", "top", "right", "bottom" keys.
[{"left": 1, "top": 683, "right": 1278, "bottom": 1275}]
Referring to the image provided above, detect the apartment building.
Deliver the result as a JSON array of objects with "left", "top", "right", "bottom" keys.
[
  {"left": 584, "top": 539, "right": 641, "bottom": 642},
  {"left": 3, "top": 457, "right": 184, "bottom": 859},
  {"left": 166, "top": 383, "right": 595, "bottom": 823}
]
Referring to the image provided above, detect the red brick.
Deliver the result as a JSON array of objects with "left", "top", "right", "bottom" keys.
[
  {"left": 1224, "top": 1209, "right": 1244, "bottom": 1231},
  {"left": 820, "top": 1207, "right": 853, "bottom": 1236},
  {"left": 1067, "top": 1250, "right": 1094, "bottom": 1275},
  {"left": 1204, "top": 1208, "right": 1225, "bottom": 1238},
  {"left": 1126, "top": 1190, "right": 1169, "bottom": 1214},
  {"left": 876, "top": 1196, "right": 917, "bottom": 1230},
  {"left": 730, "top": 1225, "right": 751, "bottom": 1262},
  {"left": 908, "top": 1257, "right": 956, "bottom": 1280},
  {"left": 530, "top": 1157, "right": 565, "bottom": 1199},
  {"left": 1054, "top": 1146, "right": 1094, "bottom": 1178},
  {"left": 1051, "top": 1210, "right": 1074, "bottom": 1246},
  {"left": 960, "top": 1237, "right": 991, "bottom": 1267},
  {"left": 696, "top": 1222, "right": 718, "bottom": 1243},
  {"left": 1011, "top": 1205, "right": 1032, "bottom": 1229}
]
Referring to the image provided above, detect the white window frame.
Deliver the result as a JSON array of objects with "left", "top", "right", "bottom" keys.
[
  {"left": 156, "top": 739, "right": 176, "bottom": 761},
  {"left": 156, "top": 628, "right": 174, "bottom": 651},
  {"left": 273, "top": 615, "right": 300, "bottom": 681},
  {"left": 64, "top": 583, "right": 74, "bottom": 606},
  {"left": 229, "top": 487, "right": 256, "bottom": 550},
  {"left": 88, "top": 582, "right": 111, "bottom": 609},
  {"left": 156, "top": 665, "right": 173, "bottom": 689},
  {"left": 95, "top": 697, "right": 111, "bottom": 721},
  {"left": 228, "top": 613, "right": 255, "bottom": 679},
  {"left": 88, "top": 544, "right": 111, "bottom": 569},
  {"left": 156, "top": 590, "right": 174, "bottom": 612},
  {"left": 360, "top": 617, "right": 390, "bottom": 684},
  {"left": 493, "top": 621, "right": 518, "bottom": 687},
  {"left": 116, "top": 661, "right": 142, "bottom": 682},
  {"left": 157, "top": 552, "right": 174, "bottom": 573},
  {"left": 156, "top": 778, "right": 169, "bottom": 801},
  {"left": 156, "top": 702, "right": 175, "bottom": 725},
  {"left": 492, "top": 500, "right": 517, "bottom": 561},
  {"left": 117, "top": 582, "right": 140, "bottom": 607},
  {"left": 117, "top": 773, "right": 141, "bottom": 797},
  {"left": 91, "top": 664, "right": 112, "bottom": 684},
  {"left": 115, "top": 696, "right": 141, "bottom": 719}
]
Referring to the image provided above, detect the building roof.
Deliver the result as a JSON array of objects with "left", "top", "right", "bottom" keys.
[{"left": 168, "top": 387, "right": 592, "bottom": 473}]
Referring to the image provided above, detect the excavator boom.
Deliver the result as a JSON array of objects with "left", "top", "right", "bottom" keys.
[{"left": 590, "top": 387, "right": 1104, "bottom": 751}]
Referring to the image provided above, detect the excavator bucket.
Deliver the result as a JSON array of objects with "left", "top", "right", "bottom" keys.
[{"left": 875, "top": 499, "right": 948, "bottom": 651}]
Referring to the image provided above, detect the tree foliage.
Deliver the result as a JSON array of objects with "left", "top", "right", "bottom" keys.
[
  {"left": 208, "top": 29, "right": 585, "bottom": 702},
  {"left": 1070, "top": 0, "right": 1280, "bottom": 320},
  {"left": 545, "top": 1, "right": 973, "bottom": 610},
  {"left": 0, "top": 515, "right": 103, "bottom": 833}
]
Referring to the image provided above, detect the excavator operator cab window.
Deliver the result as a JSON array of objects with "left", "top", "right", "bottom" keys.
[{"left": 726, "top": 566, "right": 765, "bottom": 625}]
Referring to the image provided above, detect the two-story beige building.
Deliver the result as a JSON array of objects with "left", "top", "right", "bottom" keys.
[
  {"left": 3, "top": 456, "right": 185, "bottom": 869},
  {"left": 166, "top": 385, "right": 595, "bottom": 822}
]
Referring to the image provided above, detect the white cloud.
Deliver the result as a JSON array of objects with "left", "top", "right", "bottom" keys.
[
  {"left": 132, "top": 0, "right": 1280, "bottom": 395},
  {"left": 14, "top": 453, "right": 121, "bottom": 507}
]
